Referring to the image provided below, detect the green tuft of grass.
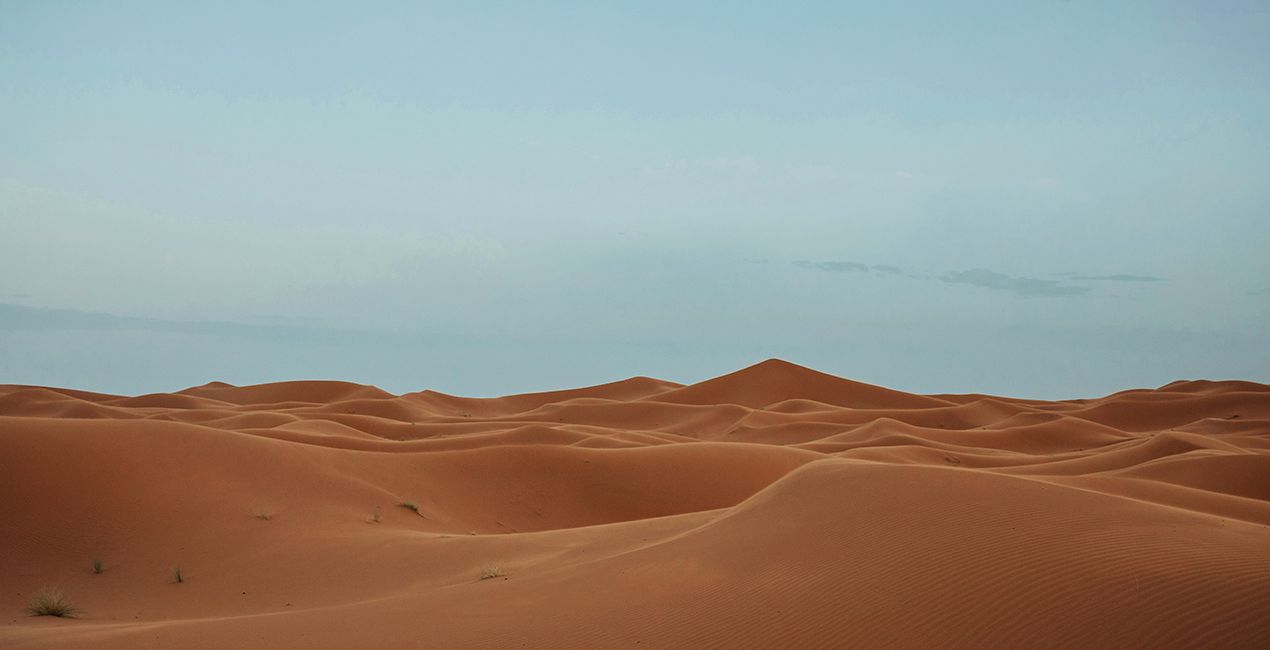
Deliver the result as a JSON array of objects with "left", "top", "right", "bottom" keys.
[
  {"left": 91, "top": 557, "right": 103, "bottom": 574},
  {"left": 173, "top": 566, "right": 184, "bottom": 584},
  {"left": 26, "top": 588, "right": 80, "bottom": 618},
  {"left": 478, "top": 566, "right": 506, "bottom": 581}
]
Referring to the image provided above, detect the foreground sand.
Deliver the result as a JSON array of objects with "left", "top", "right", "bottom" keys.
[{"left": 2, "top": 359, "right": 1268, "bottom": 648}]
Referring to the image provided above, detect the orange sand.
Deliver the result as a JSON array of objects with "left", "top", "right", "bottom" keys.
[{"left": 2, "top": 359, "right": 1268, "bottom": 648}]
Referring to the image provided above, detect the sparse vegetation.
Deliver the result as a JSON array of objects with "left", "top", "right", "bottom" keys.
[
  {"left": 91, "top": 557, "right": 103, "bottom": 574},
  {"left": 398, "top": 501, "right": 421, "bottom": 515},
  {"left": 173, "top": 566, "right": 184, "bottom": 584},
  {"left": 26, "top": 588, "right": 80, "bottom": 618},
  {"left": 253, "top": 510, "right": 273, "bottom": 520},
  {"left": 479, "top": 566, "right": 506, "bottom": 581},
  {"left": 370, "top": 506, "right": 381, "bottom": 523}
]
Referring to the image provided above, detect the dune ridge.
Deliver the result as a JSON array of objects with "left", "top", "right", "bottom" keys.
[{"left": 2, "top": 359, "right": 1268, "bottom": 648}]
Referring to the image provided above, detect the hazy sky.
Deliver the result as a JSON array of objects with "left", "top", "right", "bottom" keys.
[{"left": 2, "top": 1, "right": 1268, "bottom": 398}]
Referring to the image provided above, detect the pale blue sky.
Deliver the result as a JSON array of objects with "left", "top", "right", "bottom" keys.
[{"left": 2, "top": 1, "right": 1268, "bottom": 398}]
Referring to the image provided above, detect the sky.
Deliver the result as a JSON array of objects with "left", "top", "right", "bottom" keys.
[{"left": 2, "top": 1, "right": 1268, "bottom": 399}]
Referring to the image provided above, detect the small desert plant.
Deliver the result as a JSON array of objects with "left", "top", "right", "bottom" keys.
[
  {"left": 369, "top": 506, "right": 381, "bottom": 523},
  {"left": 478, "top": 566, "right": 506, "bottom": 581},
  {"left": 91, "top": 557, "right": 103, "bottom": 574},
  {"left": 173, "top": 566, "right": 184, "bottom": 584},
  {"left": 26, "top": 588, "right": 80, "bottom": 617},
  {"left": 253, "top": 510, "right": 272, "bottom": 521},
  {"left": 398, "top": 501, "right": 421, "bottom": 515}
]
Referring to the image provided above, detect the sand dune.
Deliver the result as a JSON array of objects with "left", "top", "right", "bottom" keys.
[{"left": 2, "top": 359, "right": 1268, "bottom": 648}]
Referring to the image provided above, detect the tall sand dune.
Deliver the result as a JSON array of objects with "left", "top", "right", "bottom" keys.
[{"left": 2, "top": 359, "right": 1268, "bottom": 648}]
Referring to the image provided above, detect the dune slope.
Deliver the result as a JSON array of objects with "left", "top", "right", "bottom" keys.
[{"left": 2, "top": 360, "right": 1268, "bottom": 648}]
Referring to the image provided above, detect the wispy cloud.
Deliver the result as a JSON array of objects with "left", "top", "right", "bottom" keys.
[
  {"left": 1070, "top": 274, "right": 1166, "bottom": 282},
  {"left": 0, "top": 302, "right": 322, "bottom": 338},
  {"left": 787, "top": 260, "right": 1161, "bottom": 298},
  {"left": 0, "top": 303, "right": 467, "bottom": 346},
  {"left": 794, "top": 260, "right": 870, "bottom": 273},
  {"left": 940, "top": 269, "right": 1089, "bottom": 298}
]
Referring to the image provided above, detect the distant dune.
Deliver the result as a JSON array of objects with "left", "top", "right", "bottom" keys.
[{"left": 2, "top": 359, "right": 1268, "bottom": 648}]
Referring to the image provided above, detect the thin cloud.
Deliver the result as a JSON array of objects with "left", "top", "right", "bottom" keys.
[
  {"left": 789, "top": 261, "right": 1154, "bottom": 297},
  {"left": 1071, "top": 274, "right": 1166, "bottom": 282},
  {"left": 941, "top": 269, "right": 1089, "bottom": 298},
  {"left": 794, "top": 260, "right": 870, "bottom": 273},
  {"left": 0, "top": 303, "right": 469, "bottom": 346}
]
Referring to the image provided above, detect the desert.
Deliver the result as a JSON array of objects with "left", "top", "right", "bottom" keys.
[
  {"left": 2, "top": 358, "right": 1268, "bottom": 648},
  {"left": 6, "top": 3, "right": 1270, "bottom": 648}
]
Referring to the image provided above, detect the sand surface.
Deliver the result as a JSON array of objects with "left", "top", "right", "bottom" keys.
[{"left": 2, "top": 359, "right": 1268, "bottom": 648}]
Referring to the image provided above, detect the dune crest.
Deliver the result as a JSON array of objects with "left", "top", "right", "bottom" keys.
[
  {"left": 646, "top": 358, "right": 956, "bottom": 410},
  {"left": 3, "top": 361, "right": 1268, "bottom": 648}
]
